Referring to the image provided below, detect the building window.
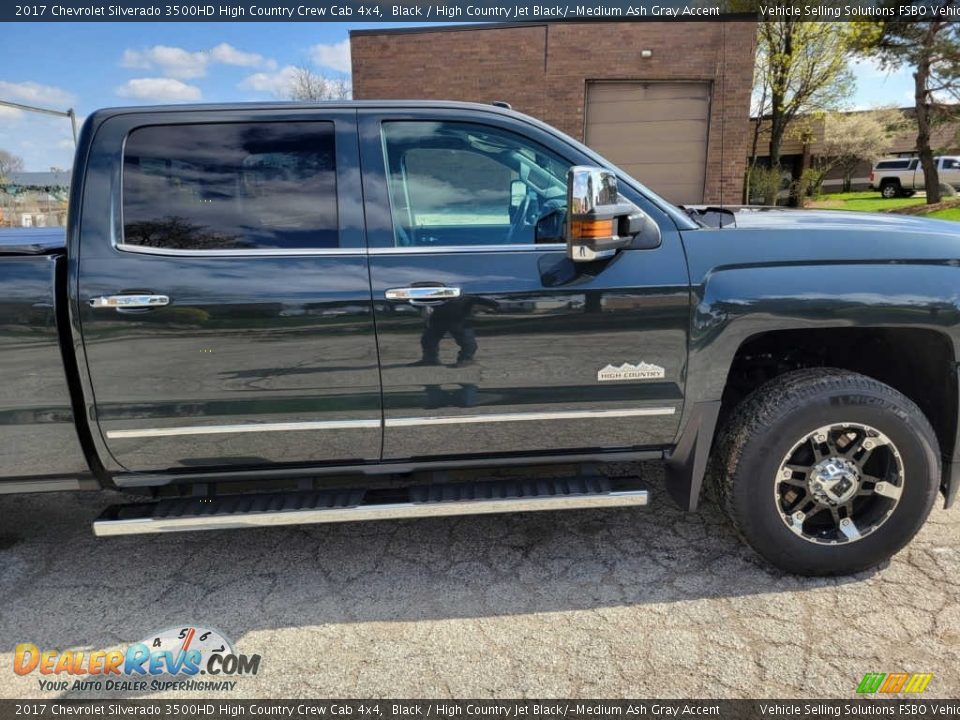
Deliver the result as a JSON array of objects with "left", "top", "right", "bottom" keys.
[{"left": 122, "top": 122, "right": 338, "bottom": 251}]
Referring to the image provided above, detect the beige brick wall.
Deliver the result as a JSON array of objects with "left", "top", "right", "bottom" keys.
[{"left": 351, "top": 22, "right": 757, "bottom": 205}]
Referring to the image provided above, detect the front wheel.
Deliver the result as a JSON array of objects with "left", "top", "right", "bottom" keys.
[
  {"left": 711, "top": 369, "right": 940, "bottom": 576},
  {"left": 880, "top": 182, "right": 902, "bottom": 199}
]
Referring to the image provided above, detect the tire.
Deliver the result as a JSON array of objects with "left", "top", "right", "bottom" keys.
[
  {"left": 880, "top": 182, "right": 901, "bottom": 199},
  {"left": 711, "top": 368, "right": 940, "bottom": 576}
]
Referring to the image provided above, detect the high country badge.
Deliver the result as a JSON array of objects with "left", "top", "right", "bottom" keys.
[{"left": 597, "top": 362, "right": 666, "bottom": 382}]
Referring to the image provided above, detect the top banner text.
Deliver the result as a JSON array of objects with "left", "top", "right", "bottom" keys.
[{"left": 5, "top": 0, "right": 958, "bottom": 21}]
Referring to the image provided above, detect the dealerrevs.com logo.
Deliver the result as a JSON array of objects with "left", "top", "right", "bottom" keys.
[{"left": 14, "top": 625, "right": 260, "bottom": 693}]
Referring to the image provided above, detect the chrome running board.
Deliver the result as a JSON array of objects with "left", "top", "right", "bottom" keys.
[{"left": 93, "top": 476, "right": 648, "bottom": 536}]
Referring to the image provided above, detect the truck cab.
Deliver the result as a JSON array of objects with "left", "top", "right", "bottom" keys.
[{"left": 75, "top": 103, "right": 686, "bottom": 473}]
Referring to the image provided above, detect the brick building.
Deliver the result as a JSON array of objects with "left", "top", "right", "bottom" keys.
[{"left": 350, "top": 21, "right": 757, "bottom": 205}]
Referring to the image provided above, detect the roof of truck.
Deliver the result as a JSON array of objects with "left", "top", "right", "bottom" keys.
[{"left": 86, "top": 100, "right": 529, "bottom": 124}]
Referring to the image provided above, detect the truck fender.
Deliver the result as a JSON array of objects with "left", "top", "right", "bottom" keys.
[{"left": 671, "top": 262, "right": 960, "bottom": 511}]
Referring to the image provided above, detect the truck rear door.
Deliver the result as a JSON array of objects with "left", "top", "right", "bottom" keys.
[
  {"left": 76, "top": 109, "right": 382, "bottom": 474},
  {"left": 358, "top": 109, "right": 689, "bottom": 461}
]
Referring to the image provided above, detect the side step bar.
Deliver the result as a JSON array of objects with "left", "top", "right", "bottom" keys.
[{"left": 93, "top": 475, "right": 648, "bottom": 537}]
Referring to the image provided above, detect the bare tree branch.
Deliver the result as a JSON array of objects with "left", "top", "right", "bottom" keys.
[
  {"left": 286, "top": 66, "right": 352, "bottom": 102},
  {"left": 0, "top": 149, "right": 25, "bottom": 180}
]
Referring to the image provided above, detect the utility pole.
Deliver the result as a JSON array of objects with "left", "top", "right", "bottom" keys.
[{"left": 0, "top": 99, "right": 77, "bottom": 145}]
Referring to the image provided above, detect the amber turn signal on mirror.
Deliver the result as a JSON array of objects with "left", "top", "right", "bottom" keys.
[{"left": 569, "top": 218, "right": 616, "bottom": 240}]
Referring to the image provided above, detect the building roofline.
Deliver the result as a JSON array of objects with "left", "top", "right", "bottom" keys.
[{"left": 750, "top": 104, "right": 960, "bottom": 121}]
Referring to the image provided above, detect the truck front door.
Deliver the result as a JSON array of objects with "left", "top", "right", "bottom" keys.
[
  {"left": 940, "top": 157, "right": 960, "bottom": 188},
  {"left": 359, "top": 110, "right": 690, "bottom": 461},
  {"left": 76, "top": 110, "right": 382, "bottom": 475}
]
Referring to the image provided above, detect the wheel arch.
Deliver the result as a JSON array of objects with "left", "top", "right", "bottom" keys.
[
  {"left": 670, "top": 262, "right": 960, "bottom": 511},
  {"left": 711, "top": 327, "right": 959, "bottom": 510}
]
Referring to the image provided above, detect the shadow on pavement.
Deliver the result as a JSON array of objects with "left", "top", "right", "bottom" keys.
[{"left": 0, "top": 462, "right": 870, "bottom": 656}]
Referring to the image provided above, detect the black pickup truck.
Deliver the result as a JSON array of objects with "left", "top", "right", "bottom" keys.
[{"left": 2, "top": 100, "right": 957, "bottom": 575}]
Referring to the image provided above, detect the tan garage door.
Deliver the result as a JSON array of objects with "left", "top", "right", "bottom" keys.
[{"left": 585, "top": 82, "right": 711, "bottom": 205}]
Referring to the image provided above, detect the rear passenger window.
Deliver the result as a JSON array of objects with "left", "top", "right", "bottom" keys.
[{"left": 122, "top": 122, "right": 338, "bottom": 251}]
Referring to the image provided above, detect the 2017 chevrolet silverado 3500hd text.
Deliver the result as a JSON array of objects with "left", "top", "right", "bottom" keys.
[{"left": 2, "top": 101, "right": 957, "bottom": 575}]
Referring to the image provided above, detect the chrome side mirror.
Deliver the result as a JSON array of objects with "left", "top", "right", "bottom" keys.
[{"left": 565, "top": 166, "right": 652, "bottom": 262}]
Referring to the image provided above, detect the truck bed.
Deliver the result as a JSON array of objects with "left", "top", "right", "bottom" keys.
[
  {"left": 0, "top": 231, "right": 90, "bottom": 490},
  {"left": 0, "top": 226, "right": 66, "bottom": 256}
]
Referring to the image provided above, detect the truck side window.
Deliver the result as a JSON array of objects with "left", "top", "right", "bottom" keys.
[
  {"left": 381, "top": 121, "right": 570, "bottom": 247},
  {"left": 122, "top": 122, "right": 338, "bottom": 251}
]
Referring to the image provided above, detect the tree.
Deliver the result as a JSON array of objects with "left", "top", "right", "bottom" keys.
[
  {"left": 0, "top": 149, "right": 24, "bottom": 180},
  {"left": 286, "top": 66, "right": 351, "bottom": 102},
  {"left": 819, "top": 108, "right": 910, "bottom": 191},
  {"left": 755, "top": 20, "right": 854, "bottom": 203},
  {"left": 744, "top": 48, "right": 772, "bottom": 203},
  {"left": 851, "top": 11, "right": 960, "bottom": 204}
]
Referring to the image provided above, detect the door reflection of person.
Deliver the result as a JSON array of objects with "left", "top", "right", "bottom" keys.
[{"left": 413, "top": 296, "right": 498, "bottom": 367}]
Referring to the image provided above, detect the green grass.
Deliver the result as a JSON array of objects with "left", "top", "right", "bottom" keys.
[
  {"left": 808, "top": 191, "right": 927, "bottom": 213},
  {"left": 926, "top": 207, "right": 960, "bottom": 221},
  {"left": 806, "top": 191, "right": 960, "bottom": 221}
]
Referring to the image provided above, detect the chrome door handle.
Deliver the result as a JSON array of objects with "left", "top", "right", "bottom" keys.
[
  {"left": 90, "top": 294, "right": 170, "bottom": 309},
  {"left": 385, "top": 286, "right": 461, "bottom": 303}
]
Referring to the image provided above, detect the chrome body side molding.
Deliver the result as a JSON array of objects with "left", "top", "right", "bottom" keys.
[
  {"left": 105, "top": 407, "right": 677, "bottom": 439},
  {"left": 106, "top": 419, "right": 381, "bottom": 439}
]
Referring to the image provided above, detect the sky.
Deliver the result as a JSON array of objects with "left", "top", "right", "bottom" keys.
[{"left": 0, "top": 21, "right": 916, "bottom": 171}]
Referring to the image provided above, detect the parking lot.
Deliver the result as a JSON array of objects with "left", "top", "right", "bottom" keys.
[{"left": 1, "top": 462, "right": 959, "bottom": 699}]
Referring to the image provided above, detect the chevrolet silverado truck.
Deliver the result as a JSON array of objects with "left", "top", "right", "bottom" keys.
[
  {"left": 870, "top": 155, "right": 960, "bottom": 198},
  {"left": 2, "top": 101, "right": 958, "bottom": 576}
]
